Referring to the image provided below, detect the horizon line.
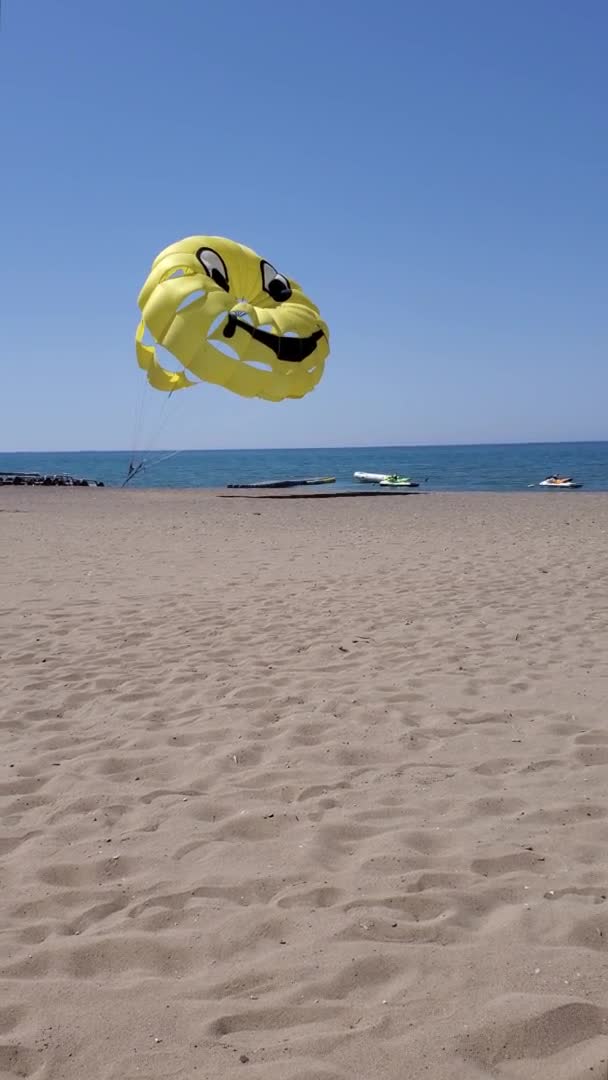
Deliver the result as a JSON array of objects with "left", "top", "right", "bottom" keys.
[{"left": 2, "top": 439, "right": 608, "bottom": 454}]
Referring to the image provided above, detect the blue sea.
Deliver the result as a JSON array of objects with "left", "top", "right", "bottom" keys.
[{"left": 1, "top": 443, "right": 608, "bottom": 491}]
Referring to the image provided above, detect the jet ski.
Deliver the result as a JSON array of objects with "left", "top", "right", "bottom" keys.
[
  {"left": 354, "top": 472, "right": 419, "bottom": 487},
  {"left": 354, "top": 472, "right": 390, "bottom": 483},
  {"left": 379, "top": 475, "right": 419, "bottom": 487},
  {"left": 539, "top": 475, "right": 582, "bottom": 489}
]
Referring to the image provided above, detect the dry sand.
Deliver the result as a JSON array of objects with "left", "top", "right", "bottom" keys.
[{"left": 1, "top": 488, "right": 608, "bottom": 1079}]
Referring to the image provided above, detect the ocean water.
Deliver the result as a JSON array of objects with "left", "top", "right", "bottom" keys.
[{"left": 1, "top": 443, "right": 607, "bottom": 491}]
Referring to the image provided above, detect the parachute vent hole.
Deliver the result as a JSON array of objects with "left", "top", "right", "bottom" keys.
[
  {"left": 161, "top": 268, "right": 190, "bottom": 281},
  {"left": 154, "top": 343, "right": 188, "bottom": 374},
  {"left": 141, "top": 325, "right": 156, "bottom": 347},
  {"left": 177, "top": 289, "right": 206, "bottom": 313},
  {"left": 245, "top": 360, "right": 273, "bottom": 372},
  {"left": 208, "top": 339, "right": 240, "bottom": 361}
]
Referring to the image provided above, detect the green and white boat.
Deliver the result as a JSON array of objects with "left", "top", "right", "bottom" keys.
[{"left": 379, "top": 475, "right": 419, "bottom": 487}]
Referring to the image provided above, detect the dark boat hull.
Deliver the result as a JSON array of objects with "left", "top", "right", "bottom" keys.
[{"left": 227, "top": 476, "right": 336, "bottom": 490}]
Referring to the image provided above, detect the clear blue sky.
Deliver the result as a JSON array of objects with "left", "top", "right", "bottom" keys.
[{"left": 1, "top": 0, "right": 606, "bottom": 450}]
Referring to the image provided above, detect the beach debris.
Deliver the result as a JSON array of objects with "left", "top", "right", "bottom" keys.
[{"left": 239, "top": 1055, "right": 250, "bottom": 1064}]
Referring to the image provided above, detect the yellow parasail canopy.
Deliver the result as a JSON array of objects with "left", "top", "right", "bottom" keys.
[{"left": 135, "top": 236, "right": 330, "bottom": 402}]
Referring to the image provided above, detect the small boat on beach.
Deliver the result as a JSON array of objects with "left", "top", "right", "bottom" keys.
[
  {"left": 379, "top": 475, "right": 419, "bottom": 487},
  {"left": 354, "top": 472, "right": 418, "bottom": 488},
  {"left": 354, "top": 471, "right": 391, "bottom": 483},
  {"left": 539, "top": 475, "right": 582, "bottom": 489},
  {"left": 227, "top": 476, "right": 336, "bottom": 490}
]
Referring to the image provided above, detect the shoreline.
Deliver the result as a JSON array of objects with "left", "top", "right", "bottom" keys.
[{"left": 3, "top": 485, "right": 607, "bottom": 498}]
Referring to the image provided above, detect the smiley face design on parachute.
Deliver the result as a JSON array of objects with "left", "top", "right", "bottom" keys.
[
  {"left": 135, "top": 236, "right": 330, "bottom": 402},
  {"left": 197, "top": 247, "right": 325, "bottom": 365}
]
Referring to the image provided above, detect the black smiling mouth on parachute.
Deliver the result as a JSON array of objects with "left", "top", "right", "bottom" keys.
[
  {"left": 223, "top": 314, "right": 324, "bottom": 363},
  {"left": 196, "top": 246, "right": 325, "bottom": 364}
]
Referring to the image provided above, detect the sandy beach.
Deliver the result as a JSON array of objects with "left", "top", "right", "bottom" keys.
[{"left": 1, "top": 488, "right": 608, "bottom": 1079}]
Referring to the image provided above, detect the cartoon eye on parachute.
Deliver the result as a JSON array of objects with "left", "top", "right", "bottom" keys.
[{"left": 135, "top": 235, "right": 330, "bottom": 402}]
